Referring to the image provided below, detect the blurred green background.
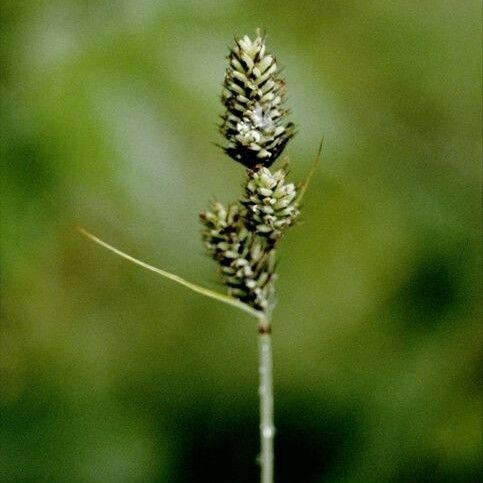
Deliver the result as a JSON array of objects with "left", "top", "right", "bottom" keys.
[{"left": 1, "top": 1, "right": 481, "bottom": 482}]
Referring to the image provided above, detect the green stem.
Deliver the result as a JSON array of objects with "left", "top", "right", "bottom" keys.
[
  {"left": 258, "top": 314, "right": 274, "bottom": 483},
  {"left": 78, "top": 226, "right": 276, "bottom": 480}
]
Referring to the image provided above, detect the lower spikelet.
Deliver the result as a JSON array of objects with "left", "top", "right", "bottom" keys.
[
  {"left": 200, "top": 200, "right": 277, "bottom": 312},
  {"left": 242, "top": 167, "right": 300, "bottom": 240}
]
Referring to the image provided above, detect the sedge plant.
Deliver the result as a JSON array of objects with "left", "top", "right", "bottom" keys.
[{"left": 79, "top": 29, "right": 321, "bottom": 483}]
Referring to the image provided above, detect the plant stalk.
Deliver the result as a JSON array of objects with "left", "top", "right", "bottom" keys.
[{"left": 258, "top": 315, "right": 274, "bottom": 483}]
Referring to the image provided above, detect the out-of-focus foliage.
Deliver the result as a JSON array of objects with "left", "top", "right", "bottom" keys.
[{"left": 1, "top": 1, "right": 481, "bottom": 482}]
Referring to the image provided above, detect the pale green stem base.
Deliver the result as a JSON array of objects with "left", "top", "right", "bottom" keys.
[
  {"left": 258, "top": 316, "right": 274, "bottom": 483},
  {"left": 78, "top": 227, "right": 291, "bottom": 482}
]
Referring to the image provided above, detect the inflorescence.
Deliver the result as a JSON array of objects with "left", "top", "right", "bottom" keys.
[{"left": 201, "top": 30, "right": 299, "bottom": 313}]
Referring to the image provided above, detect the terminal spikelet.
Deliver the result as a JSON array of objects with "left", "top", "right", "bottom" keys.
[{"left": 220, "top": 30, "right": 295, "bottom": 168}]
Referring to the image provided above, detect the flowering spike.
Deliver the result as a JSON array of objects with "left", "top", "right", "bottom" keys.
[
  {"left": 201, "top": 31, "right": 303, "bottom": 314},
  {"left": 220, "top": 29, "right": 295, "bottom": 169}
]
